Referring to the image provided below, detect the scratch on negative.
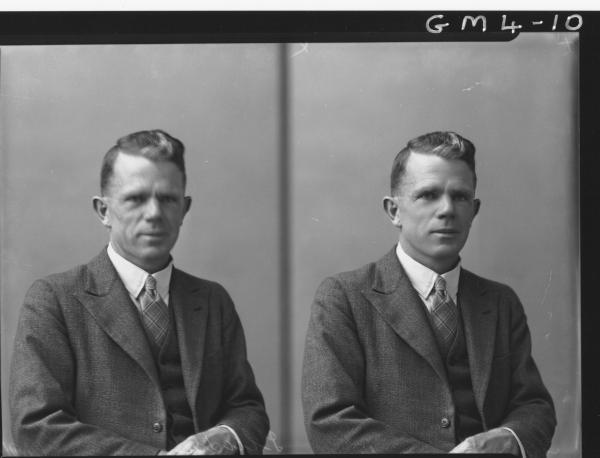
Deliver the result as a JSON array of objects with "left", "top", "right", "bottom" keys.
[
  {"left": 292, "top": 43, "right": 309, "bottom": 58},
  {"left": 558, "top": 36, "right": 575, "bottom": 54},
  {"left": 462, "top": 81, "right": 483, "bottom": 92},
  {"left": 540, "top": 270, "right": 553, "bottom": 308}
]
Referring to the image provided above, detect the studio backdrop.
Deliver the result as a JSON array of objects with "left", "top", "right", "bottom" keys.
[{"left": 1, "top": 34, "right": 579, "bottom": 456}]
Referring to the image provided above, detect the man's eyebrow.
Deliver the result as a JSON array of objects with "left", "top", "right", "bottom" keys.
[
  {"left": 155, "top": 190, "right": 181, "bottom": 198},
  {"left": 120, "top": 188, "right": 149, "bottom": 199},
  {"left": 450, "top": 186, "right": 475, "bottom": 195},
  {"left": 411, "top": 184, "right": 441, "bottom": 194},
  {"left": 122, "top": 188, "right": 146, "bottom": 196}
]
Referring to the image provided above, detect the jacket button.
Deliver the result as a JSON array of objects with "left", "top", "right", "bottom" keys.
[
  {"left": 152, "top": 422, "right": 163, "bottom": 433},
  {"left": 440, "top": 417, "right": 451, "bottom": 428}
]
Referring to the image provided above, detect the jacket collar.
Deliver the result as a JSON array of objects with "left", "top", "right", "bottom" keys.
[
  {"left": 76, "top": 248, "right": 160, "bottom": 385},
  {"left": 364, "top": 247, "right": 449, "bottom": 385},
  {"left": 363, "top": 247, "right": 498, "bottom": 413},
  {"left": 458, "top": 269, "right": 498, "bottom": 423},
  {"left": 169, "top": 269, "right": 210, "bottom": 411},
  {"left": 75, "top": 248, "right": 210, "bottom": 398}
]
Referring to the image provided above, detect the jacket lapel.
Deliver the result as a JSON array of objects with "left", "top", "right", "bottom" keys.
[
  {"left": 170, "top": 269, "right": 209, "bottom": 412},
  {"left": 459, "top": 269, "right": 498, "bottom": 422},
  {"left": 74, "top": 248, "right": 159, "bottom": 386},
  {"left": 362, "top": 248, "right": 449, "bottom": 386}
]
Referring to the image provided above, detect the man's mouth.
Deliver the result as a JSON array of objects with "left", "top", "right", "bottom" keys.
[
  {"left": 431, "top": 228, "right": 459, "bottom": 235},
  {"left": 141, "top": 232, "right": 167, "bottom": 238}
]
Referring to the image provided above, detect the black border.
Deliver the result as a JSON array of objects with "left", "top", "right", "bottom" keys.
[
  {"left": 0, "top": 11, "right": 587, "bottom": 44},
  {"left": 578, "top": 12, "right": 599, "bottom": 458}
]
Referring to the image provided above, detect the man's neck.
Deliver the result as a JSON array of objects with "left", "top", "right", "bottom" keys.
[
  {"left": 398, "top": 243, "right": 459, "bottom": 275},
  {"left": 106, "top": 243, "right": 173, "bottom": 305},
  {"left": 109, "top": 243, "right": 170, "bottom": 274}
]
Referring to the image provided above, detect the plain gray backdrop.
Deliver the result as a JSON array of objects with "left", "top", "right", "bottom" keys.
[{"left": 1, "top": 34, "right": 579, "bottom": 455}]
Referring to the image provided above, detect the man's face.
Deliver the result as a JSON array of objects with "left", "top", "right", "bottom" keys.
[
  {"left": 94, "top": 153, "right": 191, "bottom": 273},
  {"left": 384, "top": 152, "right": 480, "bottom": 273}
]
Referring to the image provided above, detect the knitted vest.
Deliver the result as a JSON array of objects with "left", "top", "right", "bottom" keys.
[{"left": 146, "top": 304, "right": 195, "bottom": 449}]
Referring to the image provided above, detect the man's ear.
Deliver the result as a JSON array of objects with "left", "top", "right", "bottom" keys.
[
  {"left": 473, "top": 198, "right": 481, "bottom": 217},
  {"left": 92, "top": 196, "right": 111, "bottom": 228},
  {"left": 383, "top": 196, "right": 403, "bottom": 228},
  {"left": 183, "top": 196, "right": 192, "bottom": 216}
]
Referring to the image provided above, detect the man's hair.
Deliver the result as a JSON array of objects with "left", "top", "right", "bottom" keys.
[
  {"left": 100, "top": 129, "right": 186, "bottom": 195},
  {"left": 390, "top": 131, "right": 476, "bottom": 195}
]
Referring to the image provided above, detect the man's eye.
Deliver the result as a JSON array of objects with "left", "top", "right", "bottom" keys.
[
  {"left": 419, "top": 192, "right": 436, "bottom": 200},
  {"left": 453, "top": 194, "right": 471, "bottom": 202},
  {"left": 127, "top": 195, "right": 144, "bottom": 203}
]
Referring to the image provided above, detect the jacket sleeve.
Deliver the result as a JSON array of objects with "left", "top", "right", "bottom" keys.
[
  {"left": 301, "top": 277, "right": 446, "bottom": 454},
  {"left": 211, "top": 284, "right": 270, "bottom": 455},
  {"left": 10, "top": 279, "right": 163, "bottom": 456},
  {"left": 498, "top": 288, "right": 557, "bottom": 458}
]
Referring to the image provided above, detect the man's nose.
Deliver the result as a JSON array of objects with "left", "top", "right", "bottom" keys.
[
  {"left": 144, "top": 197, "right": 162, "bottom": 219},
  {"left": 437, "top": 194, "right": 455, "bottom": 217}
]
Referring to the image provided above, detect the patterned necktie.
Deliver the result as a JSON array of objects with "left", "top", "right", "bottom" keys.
[
  {"left": 430, "top": 276, "right": 458, "bottom": 357},
  {"left": 139, "top": 275, "right": 169, "bottom": 349}
]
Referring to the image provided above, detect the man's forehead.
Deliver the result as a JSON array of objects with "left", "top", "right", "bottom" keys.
[
  {"left": 404, "top": 154, "right": 474, "bottom": 181},
  {"left": 107, "top": 154, "right": 185, "bottom": 192},
  {"left": 405, "top": 151, "right": 469, "bottom": 168},
  {"left": 113, "top": 151, "right": 160, "bottom": 169},
  {"left": 112, "top": 153, "right": 182, "bottom": 177},
  {"left": 398, "top": 163, "right": 475, "bottom": 195}
]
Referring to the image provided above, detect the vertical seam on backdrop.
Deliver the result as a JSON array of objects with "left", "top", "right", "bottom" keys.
[{"left": 278, "top": 42, "right": 291, "bottom": 450}]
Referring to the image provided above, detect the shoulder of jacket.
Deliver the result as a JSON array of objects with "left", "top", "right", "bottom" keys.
[
  {"left": 461, "top": 268, "right": 518, "bottom": 297},
  {"left": 321, "top": 259, "right": 378, "bottom": 291},
  {"left": 33, "top": 262, "right": 89, "bottom": 291}
]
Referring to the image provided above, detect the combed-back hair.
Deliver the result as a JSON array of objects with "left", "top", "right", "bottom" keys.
[
  {"left": 390, "top": 131, "right": 476, "bottom": 195},
  {"left": 100, "top": 129, "right": 186, "bottom": 195}
]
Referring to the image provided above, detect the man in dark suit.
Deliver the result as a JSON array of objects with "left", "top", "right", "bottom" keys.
[
  {"left": 10, "top": 130, "right": 269, "bottom": 455},
  {"left": 302, "top": 131, "right": 556, "bottom": 456}
]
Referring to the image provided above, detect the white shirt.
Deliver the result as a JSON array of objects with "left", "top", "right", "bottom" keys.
[
  {"left": 395, "top": 242, "right": 460, "bottom": 309},
  {"left": 395, "top": 242, "right": 526, "bottom": 457},
  {"left": 107, "top": 243, "right": 173, "bottom": 308},
  {"left": 105, "top": 244, "right": 245, "bottom": 454}
]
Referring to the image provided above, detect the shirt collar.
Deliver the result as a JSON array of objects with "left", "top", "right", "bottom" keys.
[
  {"left": 106, "top": 243, "right": 173, "bottom": 301},
  {"left": 395, "top": 242, "right": 460, "bottom": 303}
]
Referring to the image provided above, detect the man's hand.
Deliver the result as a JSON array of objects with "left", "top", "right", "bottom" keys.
[
  {"left": 167, "top": 426, "right": 239, "bottom": 455},
  {"left": 449, "top": 427, "right": 520, "bottom": 455}
]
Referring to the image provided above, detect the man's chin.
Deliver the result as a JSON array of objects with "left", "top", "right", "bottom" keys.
[
  {"left": 430, "top": 245, "right": 462, "bottom": 262},
  {"left": 133, "top": 246, "right": 173, "bottom": 270},
  {"left": 141, "top": 246, "right": 171, "bottom": 259}
]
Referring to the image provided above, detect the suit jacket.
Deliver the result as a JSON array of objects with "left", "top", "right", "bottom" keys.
[
  {"left": 10, "top": 248, "right": 269, "bottom": 455},
  {"left": 302, "top": 248, "right": 556, "bottom": 456}
]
